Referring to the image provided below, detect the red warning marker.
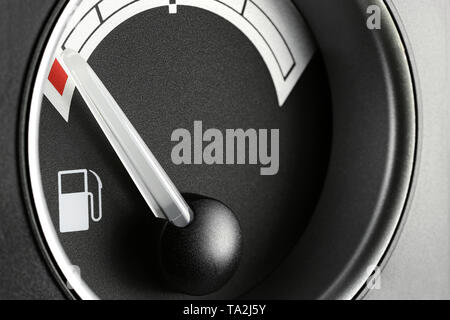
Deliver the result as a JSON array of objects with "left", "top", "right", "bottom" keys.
[{"left": 48, "top": 59, "right": 68, "bottom": 96}]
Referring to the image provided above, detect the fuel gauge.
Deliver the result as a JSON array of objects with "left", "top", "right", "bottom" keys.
[{"left": 22, "top": 0, "right": 416, "bottom": 300}]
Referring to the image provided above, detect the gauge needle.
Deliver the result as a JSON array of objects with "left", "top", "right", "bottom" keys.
[{"left": 61, "top": 49, "right": 193, "bottom": 227}]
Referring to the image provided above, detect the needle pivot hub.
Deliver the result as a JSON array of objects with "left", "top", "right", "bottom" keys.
[{"left": 159, "top": 197, "right": 242, "bottom": 296}]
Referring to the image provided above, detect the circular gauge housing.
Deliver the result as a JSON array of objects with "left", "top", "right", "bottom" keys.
[{"left": 20, "top": 0, "right": 417, "bottom": 299}]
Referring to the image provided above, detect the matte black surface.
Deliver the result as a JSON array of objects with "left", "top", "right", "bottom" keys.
[
  {"left": 0, "top": 0, "right": 65, "bottom": 299},
  {"left": 160, "top": 197, "right": 242, "bottom": 296}
]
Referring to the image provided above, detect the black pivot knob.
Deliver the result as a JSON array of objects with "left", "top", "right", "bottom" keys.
[{"left": 159, "top": 197, "right": 242, "bottom": 296}]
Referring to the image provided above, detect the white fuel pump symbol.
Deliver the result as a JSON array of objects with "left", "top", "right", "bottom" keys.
[{"left": 58, "top": 169, "right": 103, "bottom": 233}]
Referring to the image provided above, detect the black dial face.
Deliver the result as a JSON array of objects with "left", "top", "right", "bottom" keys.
[{"left": 28, "top": 0, "right": 332, "bottom": 299}]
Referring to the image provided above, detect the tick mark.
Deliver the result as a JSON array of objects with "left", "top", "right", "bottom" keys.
[
  {"left": 94, "top": 5, "right": 104, "bottom": 23},
  {"left": 169, "top": 0, "right": 177, "bottom": 14}
]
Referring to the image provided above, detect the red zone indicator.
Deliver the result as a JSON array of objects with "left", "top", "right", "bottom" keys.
[{"left": 48, "top": 59, "right": 68, "bottom": 96}]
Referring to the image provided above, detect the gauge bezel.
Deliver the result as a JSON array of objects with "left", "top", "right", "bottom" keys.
[
  {"left": 20, "top": 0, "right": 80, "bottom": 299},
  {"left": 244, "top": 0, "right": 419, "bottom": 299},
  {"left": 19, "top": 0, "right": 419, "bottom": 300}
]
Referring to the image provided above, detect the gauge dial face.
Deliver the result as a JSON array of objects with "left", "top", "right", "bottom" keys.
[{"left": 27, "top": 0, "right": 332, "bottom": 299}]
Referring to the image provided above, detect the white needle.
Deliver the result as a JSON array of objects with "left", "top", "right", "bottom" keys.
[{"left": 62, "top": 49, "right": 193, "bottom": 227}]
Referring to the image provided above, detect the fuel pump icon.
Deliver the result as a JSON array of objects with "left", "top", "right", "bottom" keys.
[{"left": 58, "top": 169, "right": 103, "bottom": 233}]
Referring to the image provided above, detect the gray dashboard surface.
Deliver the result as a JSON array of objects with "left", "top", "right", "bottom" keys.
[
  {"left": 367, "top": 0, "right": 450, "bottom": 300},
  {"left": 0, "top": 0, "right": 65, "bottom": 299}
]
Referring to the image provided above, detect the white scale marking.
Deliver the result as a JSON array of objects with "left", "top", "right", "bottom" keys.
[{"left": 43, "top": 0, "right": 315, "bottom": 121}]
